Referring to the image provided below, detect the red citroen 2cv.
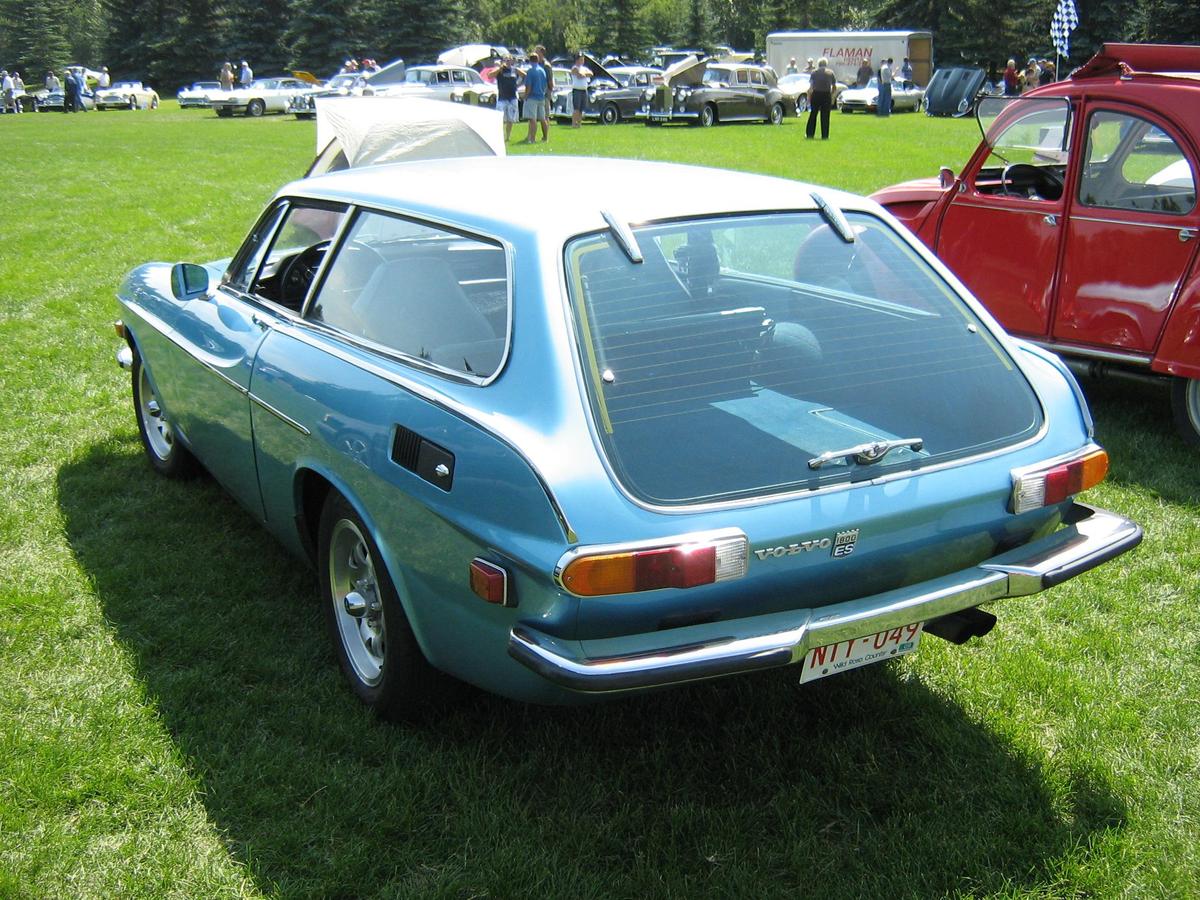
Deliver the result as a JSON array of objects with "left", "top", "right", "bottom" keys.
[{"left": 872, "top": 44, "right": 1200, "bottom": 445}]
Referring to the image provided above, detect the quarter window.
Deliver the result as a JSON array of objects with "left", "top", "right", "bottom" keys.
[
  {"left": 308, "top": 210, "right": 508, "bottom": 379},
  {"left": 1078, "top": 111, "right": 1196, "bottom": 214},
  {"left": 245, "top": 203, "right": 348, "bottom": 310}
]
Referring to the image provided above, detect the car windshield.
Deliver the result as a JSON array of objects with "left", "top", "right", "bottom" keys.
[
  {"left": 779, "top": 74, "right": 809, "bottom": 88},
  {"left": 565, "top": 211, "right": 1042, "bottom": 505},
  {"left": 702, "top": 69, "right": 731, "bottom": 84}
]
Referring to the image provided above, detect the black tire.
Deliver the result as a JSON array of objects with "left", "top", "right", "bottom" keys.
[
  {"left": 699, "top": 104, "right": 716, "bottom": 127},
  {"left": 768, "top": 102, "right": 784, "bottom": 125},
  {"left": 319, "top": 492, "right": 451, "bottom": 718},
  {"left": 128, "top": 95, "right": 137, "bottom": 110},
  {"left": 600, "top": 102, "right": 619, "bottom": 125},
  {"left": 132, "top": 352, "right": 198, "bottom": 479},
  {"left": 1171, "top": 377, "right": 1200, "bottom": 447},
  {"left": 150, "top": 96, "right": 158, "bottom": 109},
  {"left": 215, "top": 107, "right": 232, "bottom": 117},
  {"left": 246, "top": 98, "right": 265, "bottom": 117}
]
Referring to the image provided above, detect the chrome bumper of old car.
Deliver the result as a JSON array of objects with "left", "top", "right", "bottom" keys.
[{"left": 508, "top": 502, "right": 1141, "bottom": 693}]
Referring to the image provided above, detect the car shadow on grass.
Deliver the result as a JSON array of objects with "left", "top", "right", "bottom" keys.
[
  {"left": 59, "top": 439, "right": 1127, "bottom": 898},
  {"left": 1078, "top": 375, "right": 1200, "bottom": 505}
]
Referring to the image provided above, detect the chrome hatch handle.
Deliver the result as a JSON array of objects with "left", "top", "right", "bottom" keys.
[{"left": 808, "top": 438, "right": 925, "bottom": 470}]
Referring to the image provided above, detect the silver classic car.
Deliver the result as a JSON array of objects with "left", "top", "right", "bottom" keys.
[
  {"left": 114, "top": 104, "right": 1139, "bottom": 716},
  {"left": 210, "top": 76, "right": 314, "bottom": 116},
  {"left": 645, "top": 58, "right": 788, "bottom": 125}
]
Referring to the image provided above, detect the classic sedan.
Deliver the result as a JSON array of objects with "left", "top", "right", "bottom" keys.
[
  {"left": 645, "top": 59, "right": 787, "bottom": 125},
  {"left": 374, "top": 65, "right": 487, "bottom": 101},
  {"left": 872, "top": 42, "right": 1200, "bottom": 445},
  {"left": 837, "top": 77, "right": 924, "bottom": 113},
  {"left": 95, "top": 80, "right": 160, "bottom": 110},
  {"left": 551, "top": 60, "right": 661, "bottom": 124},
  {"left": 177, "top": 80, "right": 221, "bottom": 108},
  {"left": 209, "top": 77, "right": 313, "bottom": 116},
  {"left": 114, "top": 150, "right": 1140, "bottom": 714}
]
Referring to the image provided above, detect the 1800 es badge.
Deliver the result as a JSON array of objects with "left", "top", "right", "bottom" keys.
[{"left": 755, "top": 528, "right": 860, "bottom": 561}]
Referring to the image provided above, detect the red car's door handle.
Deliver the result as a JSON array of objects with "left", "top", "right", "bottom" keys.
[
  {"left": 1181, "top": 228, "right": 1196, "bottom": 243},
  {"left": 1044, "top": 214, "right": 1059, "bottom": 227}
]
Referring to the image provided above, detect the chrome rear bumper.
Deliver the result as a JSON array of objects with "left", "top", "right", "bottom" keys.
[{"left": 508, "top": 502, "right": 1141, "bottom": 693}]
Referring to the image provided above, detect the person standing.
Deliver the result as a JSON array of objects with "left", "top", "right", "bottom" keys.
[
  {"left": 1002, "top": 59, "right": 1019, "bottom": 96},
  {"left": 805, "top": 57, "right": 835, "bottom": 140},
  {"left": 522, "top": 51, "right": 549, "bottom": 143},
  {"left": 786, "top": 57, "right": 798, "bottom": 75},
  {"left": 876, "top": 58, "right": 893, "bottom": 117},
  {"left": 12, "top": 71, "right": 24, "bottom": 112},
  {"left": 899, "top": 57, "right": 913, "bottom": 82},
  {"left": 219, "top": 62, "right": 234, "bottom": 91},
  {"left": 97, "top": 66, "right": 110, "bottom": 89},
  {"left": 495, "top": 56, "right": 521, "bottom": 141},
  {"left": 45, "top": 70, "right": 60, "bottom": 92},
  {"left": 569, "top": 54, "right": 592, "bottom": 128},
  {"left": 1021, "top": 58, "right": 1040, "bottom": 93},
  {"left": 2, "top": 71, "right": 14, "bottom": 114},
  {"left": 239, "top": 60, "right": 253, "bottom": 87},
  {"left": 856, "top": 57, "right": 873, "bottom": 88},
  {"left": 1039, "top": 59, "right": 1055, "bottom": 85}
]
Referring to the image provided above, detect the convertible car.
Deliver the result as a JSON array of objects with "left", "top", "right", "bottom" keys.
[
  {"left": 872, "top": 43, "right": 1200, "bottom": 445},
  {"left": 114, "top": 100, "right": 1139, "bottom": 715},
  {"left": 645, "top": 58, "right": 788, "bottom": 126},
  {"left": 177, "top": 80, "right": 220, "bottom": 108},
  {"left": 95, "top": 80, "right": 159, "bottom": 110}
]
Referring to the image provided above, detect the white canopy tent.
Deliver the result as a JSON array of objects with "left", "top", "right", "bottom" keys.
[{"left": 308, "top": 96, "right": 505, "bottom": 176}]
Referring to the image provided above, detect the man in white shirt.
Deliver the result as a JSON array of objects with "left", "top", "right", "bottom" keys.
[{"left": 877, "top": 58, "right": 893, "bottom": 117}]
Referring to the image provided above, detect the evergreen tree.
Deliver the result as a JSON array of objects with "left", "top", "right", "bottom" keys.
[
  {"left": 8, "top": 0, "right": 71, "bottom": 76},
  {"left": 226, "top": 0, "right": 292, "bottom": 74},
  {"left": 287, "top": 0, "right": 374, "bottom": 72},
  {"left": 375, "top": 0, "right": 468, "bottom": 63}
]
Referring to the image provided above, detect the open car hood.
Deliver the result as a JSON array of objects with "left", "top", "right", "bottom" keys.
[
  {"left": 580, "top": 54, "right": 618, "bottom": 86},
  {"left": 923, "top": 67, "right": 986, "bottom": 116},
  {"left": 437, "top": 44, "right": 508, "bottom": 68},
  {"left": 307, "top": 96, "right": 505, "bottom": 176},
  {"left": 663, "top": 55, "right": 706, "bottom": 87}
]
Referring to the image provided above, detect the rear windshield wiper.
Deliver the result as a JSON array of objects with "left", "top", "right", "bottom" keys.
[{"left": 808, "top": 438, "right": 924, "bottom": 470}]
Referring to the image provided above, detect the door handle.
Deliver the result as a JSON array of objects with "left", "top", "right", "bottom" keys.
[
  {"left": 1043, "top": 214, "right": 1059, "bottom": 227},
  {"left": 1181, "top": 228, "right": 1196, "bottom": 243},
  {"left": 251, "top": 314, "right": 271, "bottom": 331}
]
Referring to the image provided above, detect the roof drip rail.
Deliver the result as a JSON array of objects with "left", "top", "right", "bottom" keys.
[
  {"left": 810, "top": 190, "right": 856, "bottom": 243},
  {"left": 601, "top": 210, "right": 644, "bottom": 264}
]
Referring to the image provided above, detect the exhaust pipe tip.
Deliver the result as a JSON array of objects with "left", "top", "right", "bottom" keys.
[{"left": 924, "top": 606, "right": 997, "bottom": 645}]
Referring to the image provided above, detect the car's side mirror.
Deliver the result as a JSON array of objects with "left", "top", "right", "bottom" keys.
[
  {"left": 939, "top": 166, "right": 957, "bottom": 190},
  {"left": 171, "top": 262, "right": 211, "bottom": 301}
]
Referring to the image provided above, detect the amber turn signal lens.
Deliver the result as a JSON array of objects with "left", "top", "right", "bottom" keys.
[{"left": 1011, "top": 447, "right": 1109, "bottom": 513}]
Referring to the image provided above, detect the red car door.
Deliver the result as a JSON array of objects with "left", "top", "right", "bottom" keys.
[
  {"left": 1052, "top": 104, "right": 1199, "bottom": 354},
  {"left": 935, "top": 98, "right": 1074, "bottom": 338}
]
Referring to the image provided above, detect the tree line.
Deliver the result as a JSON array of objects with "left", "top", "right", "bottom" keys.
[{"left": 1, "top": 0, "right": 1196, "bottom": 92}]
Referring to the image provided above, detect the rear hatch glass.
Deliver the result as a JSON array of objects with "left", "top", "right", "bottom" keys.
[{"left": 565, "top": 211, "right": 1043, "bottom": 505}]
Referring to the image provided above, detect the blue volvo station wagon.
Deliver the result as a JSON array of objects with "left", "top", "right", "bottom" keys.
[{"left": 115, "top": 145, "right": 1141, "bottom": 716}]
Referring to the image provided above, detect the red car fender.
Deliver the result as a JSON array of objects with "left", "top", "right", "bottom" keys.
[
  {"left": 869, "top": 177, "right": 949, "bottom": 248},
  {"left": 1152, "top": 261, "right": 1200, "bottom": 380}
]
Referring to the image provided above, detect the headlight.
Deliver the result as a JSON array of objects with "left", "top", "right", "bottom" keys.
[
  {"left": 642, "top": 88, "right": 654, "bottom": 100},
  {"left": 675, "top": 87, "right": 690, "bottom": 100}
]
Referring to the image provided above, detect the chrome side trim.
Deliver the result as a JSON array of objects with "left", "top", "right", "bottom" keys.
[
  {"left": 250, "top": 392, "right": 311, "bottom": 436},
  {"left": 1027, "top": 339, "right": 1153, "bottom": 367},
  {"left": 508, "top": 502, "right": 1141, "bottom": 692},
  {"left": 1070, "top": 214, "right": 1193, "bottom": 231}
]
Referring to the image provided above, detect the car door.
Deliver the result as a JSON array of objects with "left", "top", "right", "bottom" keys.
[
  {"left": 935, "top": 97, "right": 1073, "bottom": 337},
  {"left": 167, "top": 199, "right": 348, "bottom": 517},
  {"left": 1052, "top": 105, "right": 1199, "bottom": 354}
]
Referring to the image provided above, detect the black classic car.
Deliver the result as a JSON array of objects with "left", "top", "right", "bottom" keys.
[
  {"left": 550, "top": 57, "right": 662, "bottom": 124},
  {"left": 644, "top": 58, "right": 787, "bottom": 126}
]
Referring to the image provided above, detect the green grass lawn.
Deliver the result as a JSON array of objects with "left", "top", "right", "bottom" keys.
[{"left": 1, "top": 104, "right": 1197, "bottom": 898}]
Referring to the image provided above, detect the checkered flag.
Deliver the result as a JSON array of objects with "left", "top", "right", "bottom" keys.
[{"left": 1051, "top": 0, "right": 1079, "bottom": 57}]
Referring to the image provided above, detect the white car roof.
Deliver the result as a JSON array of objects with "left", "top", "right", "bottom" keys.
[{"left": 283, "top": 156, "right": 862, "bottom": 243}]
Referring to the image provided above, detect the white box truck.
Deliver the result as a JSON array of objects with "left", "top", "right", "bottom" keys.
[{"left": 766, "top": 31, "right": 934, "bottom": 86}]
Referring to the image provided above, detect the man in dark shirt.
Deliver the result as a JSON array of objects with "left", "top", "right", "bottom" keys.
[
  {"left": 495, "top": 57, "right": 520, "bottom": 141},
  {"left": 806, "top": 57, "right": 836, "bottom": 139}
]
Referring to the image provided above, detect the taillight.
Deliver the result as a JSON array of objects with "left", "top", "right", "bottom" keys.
[
  {"left": 1011, "top": 446, "right": 1109, "bottom": 513},
  {"left": 557, "top": 532, "right": 748, "bottom": 597}
]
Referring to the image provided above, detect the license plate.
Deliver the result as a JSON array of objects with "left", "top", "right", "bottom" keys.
[{"left": 799, "top": 623, "right": 923, "bottom": 684}]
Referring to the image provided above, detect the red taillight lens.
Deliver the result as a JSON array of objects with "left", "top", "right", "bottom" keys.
[
  {"left": 469, "top": 558, "right": 510, "bottom": 606},
  {"left": 1011, "top": 447, "right": 1109, "bottom": 513},
  {"left": 559, "top": 534, "right": 747, "bottom": 597}
]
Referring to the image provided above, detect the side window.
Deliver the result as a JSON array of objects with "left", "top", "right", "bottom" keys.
[
  {"left": 245, "top": 202, "right": 348, "bottom": 310},
  {"left": 1078, "top": 111, "right": 1196, "bottom": 215},
  {"left": 751, "top": 71, "right": 764, "bottom": 86},
  {"left": 308, "top": 210, "right": 508, "bottom": 379}
]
